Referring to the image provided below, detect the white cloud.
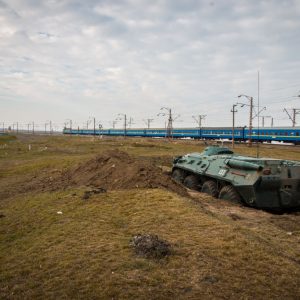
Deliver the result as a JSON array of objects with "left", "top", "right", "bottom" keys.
[{"left": 0, "top": 0, "right": 300, "bottom": 129}]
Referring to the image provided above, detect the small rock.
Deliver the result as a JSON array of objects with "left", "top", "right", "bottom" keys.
[
  {"left": 82, "top": 192, "right": 91, "bottom": 200},
  {"left": 82, "top": 187, "right": 106, "bottom": 200},
  {"left": 130, "top": 234, "right": 172, "bottom": 259},
  {"left": 202, "top": 276, "right": 219, "bottom": 284},
  {"left": 57, "top": 211, "right": 63, "bottom": 215},
  {"left": 93, "top": 187, "right": 107, "bottom": 194},
  {"left": 228, "top": 213, "right": 243, "bottom": 221},
  {"left": 287, "top": 232, "right": 293, "bottom": 235}
]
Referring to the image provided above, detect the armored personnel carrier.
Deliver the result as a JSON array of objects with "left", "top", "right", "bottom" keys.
[{"left": 172, "top": 145, "right": 300, "bottom": 209}]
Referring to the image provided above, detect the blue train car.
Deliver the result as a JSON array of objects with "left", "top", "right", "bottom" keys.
[
  {"left": 63, "top": 126, "right": 300, "bottom": 144},
  {"left": 247, "top": 127, "right": 300, "bottom": 144},
  {"left": 201, "top": 127, "right": 244, "bottom": 141}
]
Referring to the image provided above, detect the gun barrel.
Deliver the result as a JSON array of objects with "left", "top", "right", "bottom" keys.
[{"left": 226, "top": 159, "right": 263, "bottom": 171}]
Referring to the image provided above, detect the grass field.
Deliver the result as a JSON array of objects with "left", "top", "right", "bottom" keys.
[{"left": 1, "top": 134, "right": 300, "bottom": 299}]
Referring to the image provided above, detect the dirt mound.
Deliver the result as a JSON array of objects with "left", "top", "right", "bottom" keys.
[
  {"left": 0, "top": 150, "right": 187, "bottom": 200},
  {"left": 56, "top": 150, "right": 187, "bottom": 195},
  {"left": 130, "top": 234, "right": 172, "bottom": 259}
]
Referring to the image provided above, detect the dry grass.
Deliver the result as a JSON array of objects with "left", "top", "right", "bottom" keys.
[
  {"left": 0, "top": 134, "right": 300, "bottom": 299},
  {"left": 1, "top": 189, "right": 300, "bottom": 299}
]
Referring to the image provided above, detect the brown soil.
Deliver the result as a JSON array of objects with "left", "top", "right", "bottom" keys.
[
  {"left": 130, "top": 234, "right": 172, "bottom": 259},
  {"left": 1, "top": 150, "right": 187, "bottom": 198},
  {"left": 61, "top": 150, "right": 183, "bottom": 192}
]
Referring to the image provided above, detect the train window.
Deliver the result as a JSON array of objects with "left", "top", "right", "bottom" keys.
[
  {"left": 297, "top": 132, "right": 299, "bottom": 136},
  {"left": 285, "top": 132, "right": 288, "bottom": 136}
]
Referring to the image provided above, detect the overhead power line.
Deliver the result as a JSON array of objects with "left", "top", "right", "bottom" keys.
[{"left": 261, "top": 82, "right": 300, "bottom": 93}]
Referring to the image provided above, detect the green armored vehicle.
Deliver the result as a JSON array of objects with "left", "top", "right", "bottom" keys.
[{"left": 172, "top": 146, "right": 300, "bottom": 209}]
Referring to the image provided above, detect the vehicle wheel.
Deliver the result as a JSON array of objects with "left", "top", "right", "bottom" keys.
[
  {"left": 183, "top": 175, "right": 200, "bottom": 190},
  {"left": 201, "top": 180, "right": 218, "bottom": 197},
  {"left": 218, "top": 185, "right": 241, "bottom": 203},
  {"left": 172, "top": 169, "right": 184, "bottom": 183}
]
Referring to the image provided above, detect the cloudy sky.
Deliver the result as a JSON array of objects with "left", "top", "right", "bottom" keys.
[{"left": 1, "top": 0, "right": 300, "bottom": 130}]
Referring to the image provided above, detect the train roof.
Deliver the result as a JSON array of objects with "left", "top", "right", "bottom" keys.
[
  {"left": 251, "top": 127, "right": 300, "bottom": 130},
  {"left": 103, "top": 126, "right": 300, "bottom": 130}
]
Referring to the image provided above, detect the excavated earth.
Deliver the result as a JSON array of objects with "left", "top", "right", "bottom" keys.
[
  {"left": 0, "top": 150, "right": 187, "bottom": 199},
  {"left": 60, "top": 150, "right": 186, "bottom": 195}
]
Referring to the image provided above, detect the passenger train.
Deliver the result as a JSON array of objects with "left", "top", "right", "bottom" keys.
[{"left": 63, "top": 126, "right": 300, "bottom": 144}]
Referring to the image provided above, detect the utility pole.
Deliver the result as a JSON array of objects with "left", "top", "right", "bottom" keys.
[
  {"left": 118, "top": 114, "right": 127, "bottom": 137},
  {"left": 45, "top": 122, "right": 48, "bottom": 134},
  {"left": 192, "top": 114, "right": 206, "bottom": 139},
  {"left": 27, "top": 123, "right": 30, "bottom": 134},
  {"left": 32, "top": 122, "right": 35, "bottom": 134},
  {"left": 238, "top": 94, "right": 254, "bottom": 147},
  {"left": 249, "top": 98, "right": 253, "bottom": 147},
  {"left": 166, "top": 109, "right": 172, "bottom": 138},
  {"left": 283, "top": 108, "right": 300, "bottom": 127},
  {"left": 124, "top": 115, "right": 127, "bottom": 136},
  {"left": 293, "top": 109, "right": 300, "bottom": 127},
  {"left": 111, "top": 120, "right": 117, "bottom": 129},
  {"left": 93, "top": 117, "right": 96, "bottom": 136},
  {"left": 143, "top": 118, "right": 154, "bottom": 129},
  {"left": 157, "top": 107, "right": 179, "bottom": 139},
  {"left": 257, "top": 70, "right": 260, "bottom": 158},
  {"left": 231, "top": 104, "right": 238, "bottom": 148},
  {"left": 12, "top": 122, "right": 19, "bottom": 134},
  {"left": 261, "top": 116, "right": 273, "bottom": 127},
  {"left": 98, "top": 123, "right": 103, "bottom": 133},
  {"left": 66, "top": 119, "right": 72, "bottom": 133},
  {"left": 128, "top": 117, "right": 134, "bottom": 128},
  {"left": 50, "top": 120, "right": 52, "bottom": 134}
]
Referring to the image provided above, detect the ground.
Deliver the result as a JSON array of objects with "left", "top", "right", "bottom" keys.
[{"left": 0, "top": 134, "right": 300, "bottom": 299}]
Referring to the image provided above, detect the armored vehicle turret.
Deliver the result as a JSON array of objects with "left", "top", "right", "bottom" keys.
[{"left": 172, "top": 145, "right": 300, "bottom": 209}]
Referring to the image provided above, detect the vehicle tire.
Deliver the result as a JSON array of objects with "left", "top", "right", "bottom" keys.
[
  {"left": 218, "top": 185, "right": 241, "bottom": 203},
  {"left": 183, "top": 175, "right": 200, "bottom": 190},
  {"left": 172, "top": 169, "right": 184, "bottom": 183},
  {"left": 201, "top": 180, "right": 218, "bottom": 197}
]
